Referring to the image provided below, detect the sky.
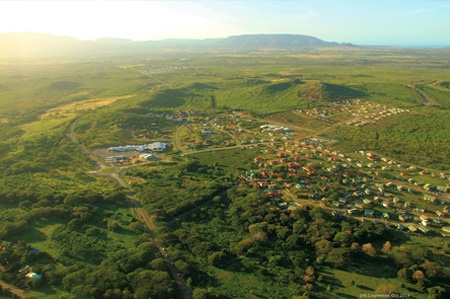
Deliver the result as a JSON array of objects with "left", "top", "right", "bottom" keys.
[{"left": 0, "top": 0, "right": 449, "bottom": 46}]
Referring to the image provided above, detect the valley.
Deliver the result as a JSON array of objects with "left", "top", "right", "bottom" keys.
[{"left": 0, "top": 45, "right": 449, "bottom": 299}]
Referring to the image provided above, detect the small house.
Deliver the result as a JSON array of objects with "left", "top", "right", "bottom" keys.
[
  {"left": 434, "top": 218, "right": 443, "bottom": 225},
  {"left": 25, "top": 273, "right": 43, "bottom": 280},
  {"left": 437, "top": 185, "right": 447, "bottom": 193},
  {"left": 399, "top": 214, "right": 409, "bottom": 222},
  {"left": 424, "top": 194, "right": 437, "bottom": 203},
  {"left": 365, "top": 209, "right": 374, "bottom": 217},
  {"left": 418, "top": 225, "right": 430, "bottom": 234},
  {"left": 347, "top": 208, "right": 358, "bottom": 215},
  {"left": 363, "top": 198, "right": 372, "bottom": 205},
  {"left": 408, "top": 225, "right": 417, "bottom": 233},
  {"left": 415, "top": 207, "right": 426, "bottom": 213}
]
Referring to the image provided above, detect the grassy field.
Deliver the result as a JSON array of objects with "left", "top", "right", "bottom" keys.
[{"left": 0, "top": 47, "right": 449, "bottom": 298}]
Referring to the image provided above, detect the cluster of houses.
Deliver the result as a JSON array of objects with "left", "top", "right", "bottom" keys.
[
  {"left": 296, "top": 99, "right": 409, "bottom": 127},
  {"left": 237, "top": 137, "right": 449, "bottom": 235},
  {"left": 296, "top": 107, "right": 336, "bottom": 124},
  {"left": 145, "top": 110, "right": 188, "bottom": 122},
  {"left": 133, "top": 64, "right": 190, "bottom": 75},
  {"left": 260, "top": 124, "right": 293, "bottom": 133},
  {"left": 16, "top": 248, "right": 43, "bottom": 282},
  {"left": 346, "top": 104, "right": 409, "bottom": 127},
  {"left": 181, "top": 111, "right": 296, "bottom": 151},
  {"left": 138, "top": 109, "right": 448, "bottom": 236}
]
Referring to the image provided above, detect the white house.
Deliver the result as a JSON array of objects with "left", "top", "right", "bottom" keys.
[{"left": 147, "top": 142, "right": 167, "bottom": 151}]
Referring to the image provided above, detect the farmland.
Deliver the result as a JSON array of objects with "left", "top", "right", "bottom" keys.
[{"left": 0, "top": 46, "right": 449, "bottom": 298}]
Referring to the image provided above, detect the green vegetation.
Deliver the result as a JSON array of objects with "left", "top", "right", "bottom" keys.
[{"left": 0, "top": 47, "right": 449, "bottom": 298}]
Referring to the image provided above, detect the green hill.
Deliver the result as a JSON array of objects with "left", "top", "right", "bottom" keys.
[
  {"left": 321, "top": 82, "right": 367, "bottom": 101},
  {"left": 142, "top": 79, "right": 315, "bottom": 113}
]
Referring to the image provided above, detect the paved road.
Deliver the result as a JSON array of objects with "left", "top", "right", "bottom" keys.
[
  {"left": 67, "top": 121, "right": 193, "bottom": 299},
  {"left": 67, "top": 105, "right": 446, "bottom": 298}
]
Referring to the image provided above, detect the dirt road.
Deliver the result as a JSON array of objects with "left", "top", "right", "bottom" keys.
[
  {"left": 67, "top": 121, "right": 193, "bottom": 299},
  {"left": 0, "top": 281, "right": 26, "bottom": 298},
  {"left": 406, "top": 84, "right": 440, "bottom": 106}
]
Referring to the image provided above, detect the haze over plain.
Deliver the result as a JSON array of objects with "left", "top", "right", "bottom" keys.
[{"left": 0, "top": 0, "right": 450, "bottom": 47}]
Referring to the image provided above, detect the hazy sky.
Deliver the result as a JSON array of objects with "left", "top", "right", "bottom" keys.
[{"left": 1, "top": 0, "right": 449, "bottom": 46}]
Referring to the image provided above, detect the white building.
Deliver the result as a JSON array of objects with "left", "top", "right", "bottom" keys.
[
  {"left": 146, "top": 142, "right": 167, "bottom": 151},
  {"left": 108, "top": 145, "right": 141, "bottom": 152},
  {"left": 108, "top": 142, "right": 168, "bottom": 152}
]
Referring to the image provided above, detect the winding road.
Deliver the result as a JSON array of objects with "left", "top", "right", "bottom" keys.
[
  {"left": 406, "top": 84, "right": 440, "bottom": 106},
  {"left": 67, "top": 119, "right": 192, "bottom": 299}
]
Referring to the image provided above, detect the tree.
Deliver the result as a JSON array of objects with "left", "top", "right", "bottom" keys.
[
  {"left": 326, "top": 247, "right": 352, "bottom": 268},
  {"left": 315, "top": 239, "right": 332, "bottom": 256},
  {"left": 421, "top": 261, "right": 443, "bottom": 278},
  {"left": 132, "top": 269, "right": 175, "bottom": 299},
  {"left": 391, "top": 250, "right": 414, "bottom": 268},
  {"left": 333, "top": 231, "right": 353, "bottom": 247},
  {"left": 381, "top": 241, "right": 391, "bottom": 254},
  {"left": 67, "top": 218, "right": 82, "bottom": 231},
  {"left": 174, "top": 260, "right": 190, "bottom": 275},
  {"left": 107, "top": 220, "right": 120, "bottom": 231},
  {"left": 397, "top": 268, "right": 411, "bottom": 282},
  {"left": 427, "top": 286, "right": 446, "bottom": 299},
  {"left": 413, "top": 270, "right": 425, "bottom": 281},
  {"left": 85, "top": 263, "right": 127, "bottom": 293},
  {"left": 150, "top": 258, "right": 167, "bottom": 271},
  {"left": 303, "top": 266, "right": 315, "bottom": 283},
  {"left": 207, "top": 251, "right": 227, "bottom": 267},
  {"left": 351, "top": 242, "right": 361, "bottom": 252},
  {"left": 192, "top": 288, "right": 217, "bottom": 299},
  {"left": 417, "top": 280, "right": 426, "bottom": 292},
  {"left": 362, "top": 243, "right": 377, "bottom": 257},
  {"left": 302, "top": 283, "right": 314, "bottom": 292}
]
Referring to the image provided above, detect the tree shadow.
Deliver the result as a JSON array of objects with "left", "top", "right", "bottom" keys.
[
  {"left": 347, "top": 259, "right": 397, "bottom": 279},
  {"left": 320, "top": 269, "right": 345, "bottom": 288},
  {"left": 357, "top": 284, "right": 374, "bottom": 291},
  {"left": 16, "top": 227, "right": 47, "bottom": 243},
  {"left": 336, "top": 292, "right": 357, "bottom": 299}
]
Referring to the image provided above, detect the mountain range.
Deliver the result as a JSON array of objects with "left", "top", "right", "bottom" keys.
[{"left": 0, "top": 33, "right": 352, "bottom": 59}]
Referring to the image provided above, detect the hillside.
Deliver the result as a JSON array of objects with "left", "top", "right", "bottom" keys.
[
  {"left": 0, "top": 32, "right": 350, "bottom": 59},
  {"left": 214, "top": 34, "right": 345, "bottom": 48},
  {"left": 140, "top": 78, "right": 317, "bottom": 114},
  {"left": 1, "top": 45, "right": 450, "bottom": 299},
  {"left": 0, "top": 32, "right": 98, "bottom": 58}
]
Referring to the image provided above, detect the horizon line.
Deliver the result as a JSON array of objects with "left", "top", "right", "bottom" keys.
[{"left": 2, "top": 31, "right": 449, "bottom": 49}]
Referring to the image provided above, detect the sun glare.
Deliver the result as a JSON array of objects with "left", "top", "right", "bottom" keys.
[{"left": 0, "top": 1, "right": 239, "bottom": 40}]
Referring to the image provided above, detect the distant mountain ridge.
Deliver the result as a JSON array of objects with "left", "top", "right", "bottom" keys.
[
  {"left": 215, "top": 34, "right": 343, "bottom": 48},
  {"left": 0, "top": 32, "right": 352, "bottom": 59}
]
